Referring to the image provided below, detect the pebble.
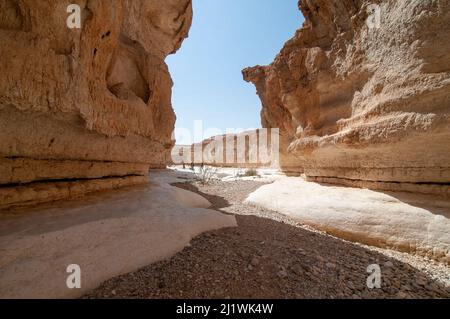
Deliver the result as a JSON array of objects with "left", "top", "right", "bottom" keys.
[
  {"left": 251, "top": 257, "right": 260, "bottom": 266},
  {"left": 291, "top": 265, "right": 304, "bottom": 276},
  {"left": 347, "top": 281, "right": 355, "bottom": 290},
  {"left": 415, "top": 277, "right": 427, "bottom": 286},
  {"left": 396, "top": 291, "right": 409, "bottom": 299}
]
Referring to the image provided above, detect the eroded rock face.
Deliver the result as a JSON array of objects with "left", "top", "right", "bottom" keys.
[
  {"left": 0, "top": 0, "right": 192, "bottom": 208},
  {"left": 243, "top": 0, "right": 450, "bottom": 195},
  {"left": 173, "top": 129, "right": 280, "bottom": 168}
]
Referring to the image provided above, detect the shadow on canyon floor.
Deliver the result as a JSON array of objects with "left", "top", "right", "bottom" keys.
[{"left": 83, "top": 181, "right": 450, "bottom": 299}]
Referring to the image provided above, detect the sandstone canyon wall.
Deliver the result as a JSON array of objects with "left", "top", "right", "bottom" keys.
[
  {"left": 243, "top": 0, "right": 450, "bottom": 196},
  {"left": 173, "top": 129, "right": 280, "bottom": 168},
  {"left": 0, "top": 0, "right": 192, "bottom": 208}
]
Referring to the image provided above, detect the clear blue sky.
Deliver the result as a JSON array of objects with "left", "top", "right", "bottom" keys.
[{"left": 166, "top": 0, "right": 303, "bottom": 144}]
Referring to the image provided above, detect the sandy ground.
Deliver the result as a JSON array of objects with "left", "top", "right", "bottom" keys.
[{"left": 84, "top": 178, "right": 450, "bottom": 299}]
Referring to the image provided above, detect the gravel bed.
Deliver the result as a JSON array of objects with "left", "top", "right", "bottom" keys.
[{"left": 83, "top": 180, "right": 450, "bottom": 299}]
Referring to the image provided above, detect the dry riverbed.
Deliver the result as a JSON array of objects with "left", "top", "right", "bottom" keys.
[{"left": 84, "top": 180, "right": 450, "bottom": 299}]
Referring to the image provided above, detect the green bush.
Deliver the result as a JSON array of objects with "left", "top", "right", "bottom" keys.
[{"left": 244, "top": 168, "right": 258, "bottom": 177}]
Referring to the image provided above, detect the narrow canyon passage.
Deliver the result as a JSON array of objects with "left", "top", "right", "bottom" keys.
[
  {"left": 1, "top": 0, "right": 449, "bottom": 301},
  {"left": 84, "top": 178, "right": 450, "bottom": 299}
]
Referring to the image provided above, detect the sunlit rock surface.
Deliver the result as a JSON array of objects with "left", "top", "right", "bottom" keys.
[
  {"left": 246, "top": 177, "right": 450, "bottom": 264},
  {"left": 0, "top": 0, "right": 193, "bottom": 207},
  {"left": 243, "top": 0, "right": 450, "bottom": 195},
  {"left": 0, "top": 170, "right": 236, "bottom": 298}
]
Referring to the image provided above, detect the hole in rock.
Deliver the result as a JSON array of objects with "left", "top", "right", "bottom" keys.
[
  {"left": 101, "top": 30, "right": 111, "bottom": 39},
  {"left": 106, "top": 35, "right": 150, "bottom": 104}
]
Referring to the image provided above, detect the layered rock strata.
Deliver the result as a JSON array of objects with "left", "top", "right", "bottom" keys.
[
  {"left": 243, "top": 0, "right": 450, "bottom": 195},
  {"left": 172, "top": 129, "right": 280, "bottom": 168},
  {"left": 0, "top": 0, "right": 193, "bottom": 208}
]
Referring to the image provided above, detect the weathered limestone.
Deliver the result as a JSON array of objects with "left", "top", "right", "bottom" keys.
[
  {"left": 0, "top": 0, "right": 193, "bottom": 207},
  {"left": 173, "top": 129, "right": 280, "bottom": 168},
  {"left": 243, "top": 0, "right": 450, "bottom": 195},
  {"left": 246, "top": 177, "right": 450, "bottom": 264}
]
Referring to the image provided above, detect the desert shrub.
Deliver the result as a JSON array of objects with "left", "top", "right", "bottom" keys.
[
  {"left": 244, "top": 168, "right": 259, "bottom": 177},
  {"left": 195, "top": 165, "right": 217, "bottom": 185}
]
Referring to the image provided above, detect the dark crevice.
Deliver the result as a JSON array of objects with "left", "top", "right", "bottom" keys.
[
  {"left": 3, "top": 156, "right": 141, "bottom": 165},
  {"left": 47, "top": 138, "right": 55, "bottom": 148},
  {"left": 101, "top": 30, "right": 111, "bottom": 39},
  {"left": 0, "top": 174, "right": 145, "bottom": 189}
]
